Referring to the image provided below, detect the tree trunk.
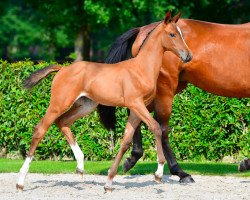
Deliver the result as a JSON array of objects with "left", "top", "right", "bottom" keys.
[
  {"left": 3, "top": 45, "right": 10, "bottom": 61},
  {"left": 75, "top": 25, "right": 91, "bottom": 61}
]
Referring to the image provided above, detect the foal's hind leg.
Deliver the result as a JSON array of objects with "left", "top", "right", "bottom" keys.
[
  {"left": 17, "top": 80, "right": 81, "bottom": 191},
  {"left": 55, "top": 97, "right": 98, "bottom": 176},
  {"left": 16, "top": 105, "right": 67, "bottom": 191}
]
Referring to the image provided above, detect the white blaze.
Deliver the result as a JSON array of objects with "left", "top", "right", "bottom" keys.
[{"left": 177, "top": 26, "right": 188, "bottom": 46}]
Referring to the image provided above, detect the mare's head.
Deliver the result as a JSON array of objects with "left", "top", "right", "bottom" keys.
[{"left": 161, "top": 11, "right": 192, "bottom": 63}]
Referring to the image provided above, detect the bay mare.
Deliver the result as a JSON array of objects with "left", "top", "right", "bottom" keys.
[
  {"left": 98, "top": 19, "right": 250, "bottom": 182},
  {"left": 17, "top": 12, "right": 192, "bottom": 192}
]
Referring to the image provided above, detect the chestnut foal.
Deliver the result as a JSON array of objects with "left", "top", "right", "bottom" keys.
[{"left": 17, "top": 12, "right": 192, "bottom": 192}]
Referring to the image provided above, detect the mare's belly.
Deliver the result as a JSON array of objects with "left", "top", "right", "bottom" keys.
[{"left": 183, "top": 65, "right": 250, "bottom": 98}]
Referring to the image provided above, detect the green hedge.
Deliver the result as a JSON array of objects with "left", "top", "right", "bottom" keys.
[{"left": 0, "top": 61, "right": 249, "bottom": 161}]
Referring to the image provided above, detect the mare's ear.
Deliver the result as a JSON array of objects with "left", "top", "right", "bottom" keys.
[
  {"left": 164, "top": 11, "right": 172, "bottom": 24},
  {"left": 172, "top": 11, "right": 182, "bottom": 23}
]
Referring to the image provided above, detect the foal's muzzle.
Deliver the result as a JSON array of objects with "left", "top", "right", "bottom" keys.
[{"left": 180, "top": 51, "right": 192, "bottom": 63}]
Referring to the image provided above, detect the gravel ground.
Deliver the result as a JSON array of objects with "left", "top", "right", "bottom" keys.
[{"left": 0, "top": 173, "right": 249, "bottom": 200}]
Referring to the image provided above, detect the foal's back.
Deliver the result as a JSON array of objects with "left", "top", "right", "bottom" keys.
[{"left": 54, "top": 59, "right": 144, "bottom": 107}]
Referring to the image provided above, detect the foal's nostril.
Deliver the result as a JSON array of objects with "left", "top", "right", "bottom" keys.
[{"left": 185, "top": 53, "right": 192, "bottom": 63}]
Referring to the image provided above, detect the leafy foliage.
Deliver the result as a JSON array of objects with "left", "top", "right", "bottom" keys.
[
  {"left": 1, "top": 0, "right": 249, "bottom": 61},
  {"left": 0, "top": 61, "right": 249, "bottom": 161}
]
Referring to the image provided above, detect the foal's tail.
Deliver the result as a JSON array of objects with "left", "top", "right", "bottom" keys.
[
  {"left": 23, "top": 65, "right": 62, "bottom": 89},
  {"left": 97, "top": 27, "right": 140, "bottom": 131}
]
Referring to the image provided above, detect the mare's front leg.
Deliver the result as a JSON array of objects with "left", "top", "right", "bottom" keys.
[
  {"left": 104, "top": 111, "right": 141, "bottom": 192},
  {"left": 154, "top": 81, "right": 194, "bottom": 183}
]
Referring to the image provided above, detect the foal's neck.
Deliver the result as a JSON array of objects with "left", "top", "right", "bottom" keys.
[{"left": 135, "top": 23, "right": 164, "bottom": 81}]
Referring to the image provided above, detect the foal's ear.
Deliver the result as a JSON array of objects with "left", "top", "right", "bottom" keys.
[
  {"left": 164, "top": 11, "right": 172, "bottom": 24},
  {"left": 172, "top": 11, "right": 182, "bottom": 23}
]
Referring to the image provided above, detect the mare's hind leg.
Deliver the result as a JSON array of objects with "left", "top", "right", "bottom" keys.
[
  {"left": 55, "top": 97, "right": 98, "bottom": 176},
  {"left": 239, "top": 158, "right": 250, "bottom": 172}
]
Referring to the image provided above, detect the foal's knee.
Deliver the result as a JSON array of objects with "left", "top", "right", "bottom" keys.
[{"left": 151, "top": 123, "right": 162, "bottom": 137}]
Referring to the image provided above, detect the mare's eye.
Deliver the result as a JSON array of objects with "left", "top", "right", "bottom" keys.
[{"left": 169, "top": 33, "right": 176, "bottom": 37}]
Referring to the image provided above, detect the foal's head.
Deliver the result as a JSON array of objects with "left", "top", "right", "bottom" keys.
[{"left": 161, "top": 11, "right": 192, "bottom": 63}]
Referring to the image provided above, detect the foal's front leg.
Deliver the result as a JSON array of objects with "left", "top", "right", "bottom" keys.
[
  {"left": 130, "top": 100, "right": 166, "bottom": 169},
  {"left": 104, "top": 111, "right": 141, "bottom": 192},
  {"left": 123, "top": 124, "right": 143, "bottom": 173}
]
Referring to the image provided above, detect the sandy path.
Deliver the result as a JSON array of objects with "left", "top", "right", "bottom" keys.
[{"left": 0, "top": 173, "right": 249, "bottom": 200}]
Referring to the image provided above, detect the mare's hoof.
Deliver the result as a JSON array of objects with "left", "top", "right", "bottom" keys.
[
  {"left": 104, "top": 186, "right": 113, "bottom": 193},
  {"left": 76, "top": 168, "right": 84, "bottom": 177},
  {"left": 16, "top": 184, "right": 24, "bottom": 192},
  {"left": 123, "top": 158, "right": 132, "bottom": 173},
  {"left": 238, "top": 158, "right": 250, "bottom": 172},
  {"left": 154, "top": 174, "right": 162, "bottom": 183},
  {"left": 179, "top": 175, "right": 195, "bottom": 184}
]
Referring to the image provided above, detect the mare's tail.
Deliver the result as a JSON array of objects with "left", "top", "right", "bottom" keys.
[
  {"left": 97, "top": 28, "right": 140, "bottom": 131},
  {"left": 23, "top": 65, "right": 62, "bottom": 90}
]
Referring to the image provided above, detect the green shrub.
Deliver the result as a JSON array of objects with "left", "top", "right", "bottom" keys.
[{"left": 0, "top": 61, "right": 249, "bottom": 161}]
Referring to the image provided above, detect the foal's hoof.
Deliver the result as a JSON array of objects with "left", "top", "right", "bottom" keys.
[
  {"left": 75, "top": 168, "right": 84, "bottom": 178},
  {"left": 154, "top": 174, "right": 162, "bottom": 183},
  {"left": 16, "top": 184, "right": 24, "bottom": 192},
  {"left": 179, "top": 175, "right": 195, "bottom": 184},
  {"left": 104, "top": 186, "right": 113, "bottom": 193}
]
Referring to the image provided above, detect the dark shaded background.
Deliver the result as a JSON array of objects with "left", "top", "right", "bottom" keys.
[{"left": 0, "top": 0, "right": 249, "bottom": 62}]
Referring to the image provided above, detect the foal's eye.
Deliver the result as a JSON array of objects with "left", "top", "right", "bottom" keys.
[{"left": 169, "top": 33, "right": 176, "bottom": 37}]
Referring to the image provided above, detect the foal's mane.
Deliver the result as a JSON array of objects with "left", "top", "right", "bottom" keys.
[{"left": 137, "top": 21, "right": 162, "bottom": 54}]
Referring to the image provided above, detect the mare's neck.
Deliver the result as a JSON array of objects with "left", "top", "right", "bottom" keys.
[{"left": 135, "top": 23, "right": 164, "bottom": 81}]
